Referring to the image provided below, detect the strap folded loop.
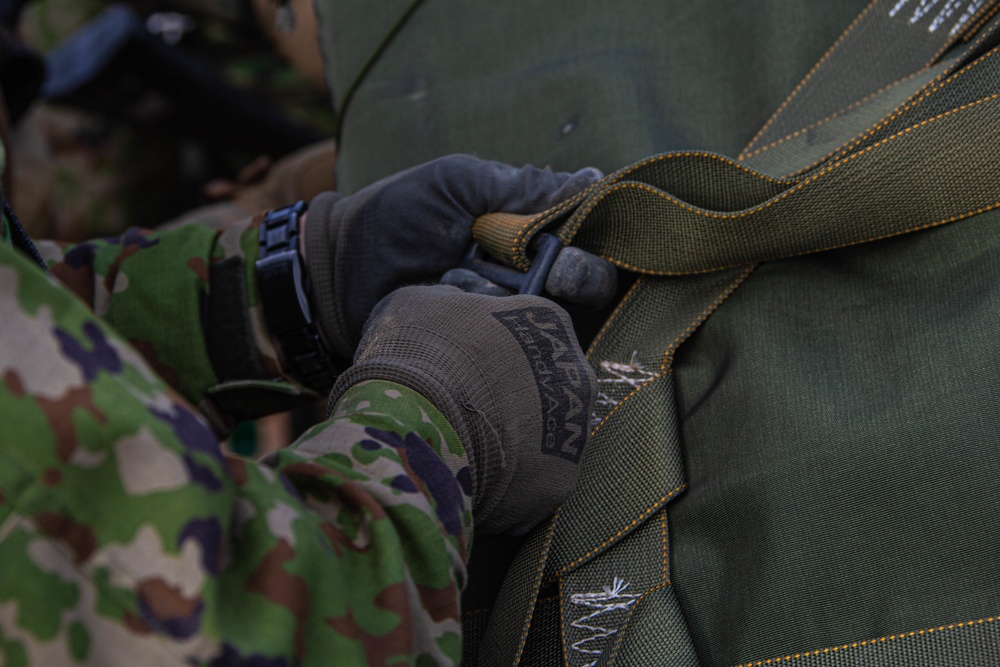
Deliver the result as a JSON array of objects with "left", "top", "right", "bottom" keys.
[{"left": 475, "top": 91, "right": 1000, "bottom": 278}]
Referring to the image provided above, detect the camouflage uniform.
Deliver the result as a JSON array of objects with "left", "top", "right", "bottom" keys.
[{"left": 0, "top": 216, "right": 473, "bottom": 665}]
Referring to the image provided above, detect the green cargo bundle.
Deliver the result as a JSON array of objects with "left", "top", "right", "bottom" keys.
[{"left": 322, "top": 0, "right": 1000, "bottom": 664}]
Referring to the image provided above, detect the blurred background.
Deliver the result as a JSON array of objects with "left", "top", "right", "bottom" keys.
[{"left": 2, "top": 0, "right": 339, "bottom": 455}]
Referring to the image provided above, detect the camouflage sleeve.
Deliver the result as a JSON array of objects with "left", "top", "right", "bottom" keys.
[
  {"left": 0, "top": 242, "right": 472, "bottom": 666},
  {"left": 34, "top": 214, "right": 298, "bottom": 416}
]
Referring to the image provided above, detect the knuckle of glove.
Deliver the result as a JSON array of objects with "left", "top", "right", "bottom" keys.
[
  {"left": 355, "top": 284, "right": 597, "bottom": 536},
  {"left": 474, "top": 293, "right": 597, "bottom": 535}
]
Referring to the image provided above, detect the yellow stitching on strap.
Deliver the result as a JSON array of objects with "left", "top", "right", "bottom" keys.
[
  {"left": 585, "top": 278, "right": 645, "bottom": 361},
  {"left": 660, "top": 511, "right": 668, "bottom": 584},
  {"left": 660, "top": 265, "right": 758, "bottom": 371},
  {"left": 744, "top": 68, "right": 930, "bottom": 160},
  {"left": 607, "top": 581, "right": 673, "bottom": 666},
  {"left": 783, "top": 45, "right": 1000, "bottom": 179},
  {"left": 513, "top": 511, "right": 561, "bottom": 662},
  {"left": 555, "top": 484, "right": 687, "bottom": 576},
  {"left": 740, "top": 0, "right": 881, "bottom": 158},
  {"left": 560, "top": 94, "right": 1000, "bottom": 277}
]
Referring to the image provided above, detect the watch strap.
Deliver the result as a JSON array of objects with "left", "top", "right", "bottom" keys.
[{"left": 256, "top": 201, "right": 338, "bottom": 392}]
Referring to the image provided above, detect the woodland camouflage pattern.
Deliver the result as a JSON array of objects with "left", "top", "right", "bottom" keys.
[{"left": 0, "top": 219, "right": 473, "bottom": 666}]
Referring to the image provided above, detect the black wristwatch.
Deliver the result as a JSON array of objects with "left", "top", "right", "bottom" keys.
[{"left": 256, "top": 201, "right": 337, "bottom": 392}]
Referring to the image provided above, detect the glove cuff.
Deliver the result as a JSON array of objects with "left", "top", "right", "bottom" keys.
[
  {"left": 303, "top": 191, "right": 349, "bottom": 361},
  {"left": 328, "top": 350, "right": 515, "bottom": 522}
]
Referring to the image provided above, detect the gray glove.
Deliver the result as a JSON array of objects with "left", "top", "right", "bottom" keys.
[
  {"left": 305, "top": 154, "right": 602, "bottom": 364},
  {"left": 329, "top": 285, "right": 598, "bottom": 535}
]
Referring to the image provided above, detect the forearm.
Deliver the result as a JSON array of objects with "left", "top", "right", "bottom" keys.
[
  {"left": 35, "top": 216, "right": 311, "bottom": 425},
  {"left": 260, "top": 380, "right": 473, "bottom": 664},
  {"left": 1, "top": 240, "right": 472, "bottom": 665}
]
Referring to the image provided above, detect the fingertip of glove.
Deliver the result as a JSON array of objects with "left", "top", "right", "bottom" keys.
[{"left": 573, "top": 166, "right": 605, "bottom": 182}]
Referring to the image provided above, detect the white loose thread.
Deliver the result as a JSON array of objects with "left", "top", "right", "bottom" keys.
[
  {"left": 463, "top": 402, "right": 507, "bottom": 468},
  {"left": 569, "top": 577, "right": 642, "bottom": 667},
  {"left": 592, "top": 352, "right": 658, "bottom": 426}
]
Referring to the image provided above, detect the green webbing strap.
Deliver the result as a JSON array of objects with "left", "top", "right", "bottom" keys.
[
  {"left": 475, "top": 57, "right": 1000, "bottom": 280},
  {"left": 471, "top": 152, "right": 790, "bottom": 272},
  {"left": 559, "top": 93, "right": 1000, "bottom": 275},
  {"left": 473, "top": 5, "right": 1000, "bottom": 665},
  {"left": 741, "top": 9, "right": 1000, "bottom": 178},
  {"left": 467, "top": 4, "right": 1000, "bottom": 268},
  {"left": 741, "top": 0, "right": 1000, "bottom": 158},
  {"left": 546, "top": 269, "right": 752, "bottom": 582},
  {"left": 480, "top": 270, "right": 756, "bottom": 667},
  {"left": 739, "top": 54, "right": 958, "bottom": 177},
  {"left": 478, "top": 512, "right": 559, "bottom": 666}
]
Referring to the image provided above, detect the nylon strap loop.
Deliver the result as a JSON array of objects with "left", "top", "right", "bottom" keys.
[
  {"left": 473, "top": 8, "right": 1000, "bottom": 665},
  {"left": 474, "top": 86, "right": 1000, "bottom": 278}
]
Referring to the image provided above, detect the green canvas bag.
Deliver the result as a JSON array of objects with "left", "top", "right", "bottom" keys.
[
  {"left": 458, "top": 2, "right": 1000, "bottom": 665},
  {"left": 316, "top": 0, "right": 871, "bottom": 195}
]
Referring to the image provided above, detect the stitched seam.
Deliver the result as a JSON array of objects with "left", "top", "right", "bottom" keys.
[
  {"left": 740, "top": 0, "right": 880, "bottom": 157},
  {"left": 590, "top": 374, "right": 662, "bottom": 438},
  {"left": 743, "top": 67, "right": 929, "bottom": 159},
  {"left": 553, "top": 270, "right": 753, "bottom": 583},
  {"left": 332, "top": 0, "right": 426, "bottom": 143},
  {"left": 554, "top": 484, "right": 687, "bottom": 577},
  {"left": 540, "top": 366, "right": 665, "bottom": 589},
  {"left": 514, "top": 508, "right": 561, "bottom": 663},
  {"left": 585, "top": 278, "right": 645, "bottom": 361},
  {"left": 777, "top": 68, "right": 938, "bottom": 178},
  {"left": 551, "top": 153, "right": 786, "bottom": 261},
  {"left": 924, "top": 9, "right": 973, "bottom": 67},
  {"left": 963, "top": 1, "right": 1000, "bottom": 39},
  {"left": 559, "top": 577, "right": 570, "bottom": 667},
  {"left": 660, "top": 511, "right": 668, "bottom": 584},
  {"left": 606, "top": 152, "right": 785, "bottom": 186},
  {"left": 923, "top": 0, "right": 999, "bottom": 65},
  {"left": 510, "top": 188, "right": 594, "bottom": 270},
  {"left": 601, "top": 200, "right": 1000, "bottom": 277},
  {"left": 508, "top": 211, "right": 546, "bottom": 272},
  {"left": 659, "top": 265, "right": 758, "bottom": 371},
  {"left": 733, "top": 614, "right": 1000, "bottom": 667},
  {"left": 563, "top": 93, "right": 1000, "bottom": 275},
  {"left": 745, "top": 0, "right": 999, "bottom": 164},
  {"left": 606, "top": 582, "right": 673, "bottom": 666},
  {"left": 782, "top": 43, "right": 1000, "bottom": 178}
]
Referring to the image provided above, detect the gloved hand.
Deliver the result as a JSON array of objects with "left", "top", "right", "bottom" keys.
[
  {"left": 304, "top": 154, "right": 603, "bottom": 363},
  {"left": 328, "top": 284, "right": 598, "bottom": 535}
]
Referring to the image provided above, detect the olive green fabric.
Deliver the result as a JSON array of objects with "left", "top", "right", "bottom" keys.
[
  {"left": 315, "top": 1, "right": 1000, "bottom": 664},
  {"left": 741, "top": 0, "right": 1000, "bottom": 157},
  {"left": 473, "top": 72, "right": 1000, "bottom": 279},
  {"left": 478, "top": 269, "right": 755, "bottom": 667},
  {"left": 471, "top": 13, "right": 1000, "bottom": 666},
  {"left": 744, "top": 14, "right": 1000, "bottom": 177},
  {"left": 670, "top": 208, "right": 1000, "bottom": 666},
  {"left": 726, "top": 618, "right": 1000, "bottom": 667},
  {"left": 316, "top": 0, "right": 869, "bottom": 194}
]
